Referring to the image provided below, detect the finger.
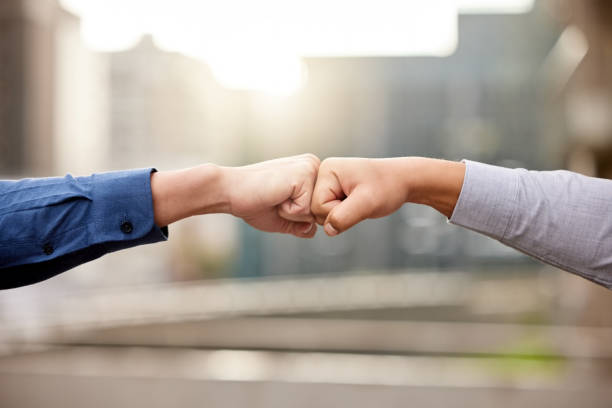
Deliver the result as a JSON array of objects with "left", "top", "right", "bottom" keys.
[
  {"left": 278, "top": 198, "right": 315, "bottom": 223},
  {"left": 311, "top": 167, "right": 344, "bottom": 222},
  {"left": 313, "top": 199, "right": 341, "bottom": 225},
  {"left": 278, "top": 154, "right": 319, "bottom": 223},
  {"left": 324, "top": 188, "right": 373, "bottom": 236},
  {"left": 286, "top": 221, "right": 318, "bottom": 238}
]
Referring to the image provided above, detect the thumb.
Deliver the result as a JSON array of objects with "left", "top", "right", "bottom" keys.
[
  {"left": 278, "top": 198, "right": 315, "bottom": 223},
  {"left": 324, "top": 189, "right": 373, "bottom": 236}
]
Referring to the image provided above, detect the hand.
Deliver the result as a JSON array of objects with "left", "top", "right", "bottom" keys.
[
  {"left": 311, "top": 157, "right": 411, "bottom": 236},
  {"left": 224, "top": 154, "right": 320, "bottom": 238},
  {"left": 311, "top": 157, "right": 465, "bottom": 236},
  {"left": 152, "top": 154, "right": 320, "bottom": 238}
]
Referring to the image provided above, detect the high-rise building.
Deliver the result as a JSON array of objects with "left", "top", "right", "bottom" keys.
[
  {"left": 0, "top": 0, "right": 57, "bottom": 176},
  {"left": 0, "top": 0, "right": 107, "bottom": 177},
  {"left": 107, "top": 35, "right": 247, "bottom": 171}
]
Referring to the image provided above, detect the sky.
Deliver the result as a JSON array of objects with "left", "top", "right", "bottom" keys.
[{"left": 59, "top": 0, "right": 535, "bottom": 94}]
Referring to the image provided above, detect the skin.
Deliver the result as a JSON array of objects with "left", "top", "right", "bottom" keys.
[
  {"left": 150, "top": 154, "right": 466, "bottom": 239},
  {"left": 150, "top": 153, "right": 320, "bottom": 238},
  {"left": 311, "top": 157, "right": 466, "bottom": 236}
]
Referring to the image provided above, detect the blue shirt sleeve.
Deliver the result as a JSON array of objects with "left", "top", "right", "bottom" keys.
[{"left": 0, "top": 168, "right": 168, "bottom": 289}]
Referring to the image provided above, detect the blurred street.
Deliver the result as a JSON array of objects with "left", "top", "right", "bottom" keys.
[
  {"left": 1, "top": 267, "right": 612, "bottom": 406},
  {"left": 0, "top": 349, "right": 610, "bottom": 408}
]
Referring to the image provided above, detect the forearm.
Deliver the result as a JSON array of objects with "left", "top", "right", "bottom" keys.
[
  {"left": 150, "top": 164, "right": 231, "bottom": 226},
  {"left": 0, "top": 169, "right": 167, "bottom": 289},
  {"left": 448, "top": 160, "right": 612, "bottom": 289}
]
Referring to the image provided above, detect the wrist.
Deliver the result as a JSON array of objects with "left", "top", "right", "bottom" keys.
[
  {"left": 403, "top": 157, "right": 466, "bottom": 218},
  {"left": 193, "top": 163, "right": 232, "bottom": 215},
  {"left": 403, "top": 157, "right": 433, "bottom": 204},
  {"left": 151, "top": 163, "right": 231, "bottom": 226},
  {"left": 381, "top": 157, "right": 425, "bottom": 204}
]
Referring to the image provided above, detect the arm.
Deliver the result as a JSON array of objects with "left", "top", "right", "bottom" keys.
[
  {"left": 0, "top": 168, "right": 167, "bottom": 289},
  {"left": 0, "top": 154, "right": 319, "bottom": 289},
  {"left": 450, "top": 160, "right": 612, "bottom": 289},
  {"left": 311, "top": 157, "right": 612, "bottom": 289}
]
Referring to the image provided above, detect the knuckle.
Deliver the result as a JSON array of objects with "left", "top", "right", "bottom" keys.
[
  {"left": 321, "top": 156, "right": 333, "bottom": 164},
  {"left": 310, "top": 199, "right": 325, "bottom": 216},
  {"left": 302, "top": 153, "right": 320, "bottom": 165},
  {"left": 319, "top": 158, "right": 333, "bottom": 170},
  {"left": 299, "top": 205, "right": 313, "bottom": 216},
  {"left": 320, "top": 157, "right": 343, "bottom": 175},
  {"left": 310, "top": 204, "right": 323, "bottom": 217},
  {"left": 302, "top": 157, "right": 320, "bottom": 175},
  {"left": 278, "top": 204, "right": 291, "bottom": 217},
  {"left": 292, "top": 204, "right": 309, "bottom": 216}
]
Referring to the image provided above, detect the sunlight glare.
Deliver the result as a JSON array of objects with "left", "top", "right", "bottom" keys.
[
  {"left": 207, "top": 51, "right": 307, "bottom": 96},
  {"left": 58, "top": 0, "right": 534, "bottom": 94},
  {"left": 457, "top": 0, "right": 534, "bottom": 13}
]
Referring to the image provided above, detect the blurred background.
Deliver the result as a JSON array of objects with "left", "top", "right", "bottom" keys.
[{"left": 2, "top": 0, "right": 612, "bottom": 406}]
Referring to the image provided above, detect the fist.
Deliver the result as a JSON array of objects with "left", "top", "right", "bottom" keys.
[
  {"left": 311, "top": 157, "right": 410, "bottom": 236},
  {"left": 227, "top": 153, "right": 321, "bottom": 238}
]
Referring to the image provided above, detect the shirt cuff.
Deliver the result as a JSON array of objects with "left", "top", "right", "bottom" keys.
[
  {"left": 88, "top": 168, "right": 168, "bottom": 251},
  {"left": 449, "top": 160, "right": 519, "bottom": 241}
]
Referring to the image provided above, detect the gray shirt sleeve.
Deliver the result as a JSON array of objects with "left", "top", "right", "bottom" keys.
[{"left": 449, "top": 160, "right": 612, "bottom": 289}]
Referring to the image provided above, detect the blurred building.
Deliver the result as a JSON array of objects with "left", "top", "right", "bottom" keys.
[
  {"left": 53, "top": 4, "right": 108, "bottom": 177},
  {"left": 0, "top": 0, "right": 107, "bottom": 177},
  {"left": 560, "top": 0, "right": 612, "bottom": 176},
  {"left": 547, "top": 0, "right": 612, "bottom": 326},
  {"left": 107, "top": 35, "right": 248, "bottom": 171},
  {"left": 0, "top": 0, "right": 58, "bottom": 176}
]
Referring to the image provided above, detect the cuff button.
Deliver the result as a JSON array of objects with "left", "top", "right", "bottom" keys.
[
  {"left": 120, "top": 221, "right": 134, "bottom": 234},
  {"left": 43, "top": 243, "right": 54, "bottom": 256}
]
